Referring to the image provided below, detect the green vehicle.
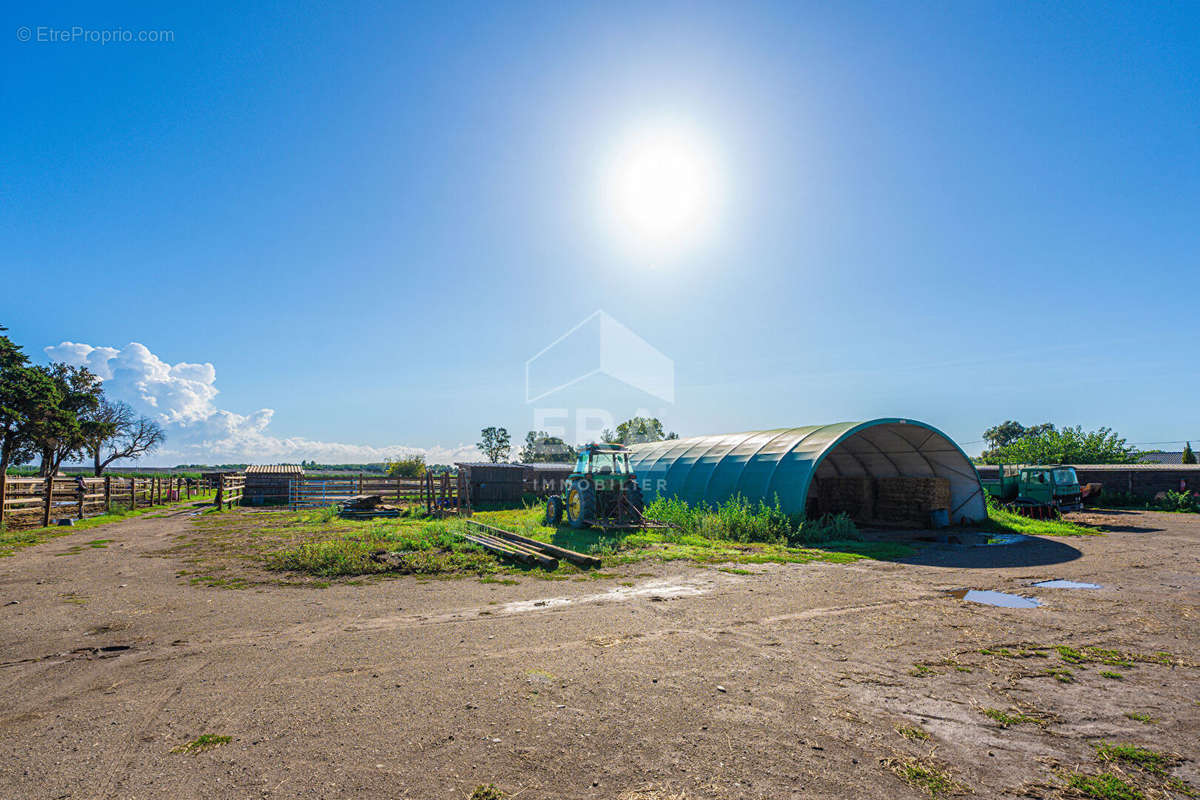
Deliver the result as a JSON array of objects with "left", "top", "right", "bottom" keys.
[
  {"left": 544, "top": 443, "right": 645, "bottom": 529},
  {"left": 981, "top": 464, "right": 1083, "bottom": 515}
]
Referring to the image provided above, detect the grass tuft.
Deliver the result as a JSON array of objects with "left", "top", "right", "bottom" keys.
[
  {"left": 171, "top": 734, "right": 231, "bottom": 754},
  {"left": 1094, "top": 743, "right": 1173, "bottom": 776},
  {"left": 1065, "top": 773, "right": 1144, "bottom": 800},
  {"left": 884, "top": 757, "right": 968, "bottom": 797},
  {"left": 981, "top": 708, "right": 1040, "bottom": 727}
]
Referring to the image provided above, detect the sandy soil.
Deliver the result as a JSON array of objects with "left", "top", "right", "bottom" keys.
[{"left": 0, "top": 508, "right": 1196, "bottom": 799}]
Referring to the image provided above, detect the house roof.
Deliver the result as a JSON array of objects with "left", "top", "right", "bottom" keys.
[
  {"left": 245, "top": 464, "right": 304, "bottom": 475},
  {"left": 1139, "top": 452, "right": 1187, "bottom": 464}
]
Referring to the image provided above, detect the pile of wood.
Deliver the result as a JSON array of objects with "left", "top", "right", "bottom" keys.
[
  {"left": 874, "top": 476, "right": 951, "bottom": 525},
  {"left": 813, "top": 477, "right": 874, "bottom": 519},
  {"left": 338, "top": 494, "right": 400, "bottom": 518}
]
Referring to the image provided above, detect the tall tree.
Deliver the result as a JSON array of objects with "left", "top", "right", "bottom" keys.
[
  {"left": 981, "top": 425, "right": 1138, "bottom": 465},
  {"left": 1183, "top": 442, "right": 1197, "bottom": 465},
  {"left": 85, "top": 399, "right": 166, "bottom": 475},
  {"left": 33, "top": 363, "right": 104, "bottom": 476},
  {"left": 0, "top": 326, "right": 62, "bottom": 523},
  {"left": 477, "top": 426, "right": 511, "bottom": 463},
  {"left": 518, "top": 431, "right": 576, "bottom": 463},
  {"left": 603, "top": 417, "right": 678, "bottom": 445}
]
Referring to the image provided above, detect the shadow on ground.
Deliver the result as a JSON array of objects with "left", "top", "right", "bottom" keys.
[{"left": 890, "top": 535, "right": 1083, "bottom": 568}]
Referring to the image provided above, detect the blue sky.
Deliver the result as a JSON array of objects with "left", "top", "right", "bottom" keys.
[{"left": 3, "top": 1, "right": 1198, "bottom": 464}]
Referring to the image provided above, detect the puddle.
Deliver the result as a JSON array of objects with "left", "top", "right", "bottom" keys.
[
  {"left": 980, "top": 533, "right": 1026, "bottom": 546},
  {"left": 945, "top": 588, "right": 1042, "bottom": 608},
  {"left": 1031, "top": 579, "right": 1101, "bottom": 590}
]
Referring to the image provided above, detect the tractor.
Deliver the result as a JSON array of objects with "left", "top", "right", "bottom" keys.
[{"left": 544, "top": 443, "right": 645, "bottom": 529}]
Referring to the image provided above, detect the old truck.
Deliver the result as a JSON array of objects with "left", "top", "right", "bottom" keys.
[{"left": 981, "top": 464, "right": 1083, "bottom": 515}]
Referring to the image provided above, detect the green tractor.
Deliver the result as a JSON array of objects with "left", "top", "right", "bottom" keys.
[{"left": 544, "top": 442, "right": 645, "bottom": 529}]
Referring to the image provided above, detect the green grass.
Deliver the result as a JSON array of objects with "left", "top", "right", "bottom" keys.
[
  {"left": 1046, "top": 667, "right": 1075, "bottom": 683},
  {"left": 469, "top": 785, "right": 507, "bottom": 800},
  {"left": 1101, "top": 671, "right": 1124, "bottom": 680},
  {"left": 982, "top": 503, "right": 1100, "bottom": 537},
  {"left": 1065, "top": 773, "right": 1144, "bottom": 800},
  {"left": 170, "top": 734, "right": 232, "bottom": 754},
  {"left": 1095, "top": 743, "right": 1173, "bottom": 775},
  {"left": 473, "top": 503, "right": 914, "bottom": 569},
  {"left": 981, "top": 708, "right": 1041, "bottom": 727},
  {"left": 885, "top": 758, "right": 967, "bottom": 798},
  {"left": 267, "top": 516, "right": 498, "bottom": 577},
  {"left": 1124, "top": 712, "right": 1155, "bottom": 724},
  {"left": 896, "top": 724, "right": 931, "bottom": 741}
]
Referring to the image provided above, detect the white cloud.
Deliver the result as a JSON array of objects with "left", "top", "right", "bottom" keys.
[{"left": 43, "top": 341, "right": 481, "bottom": 466}]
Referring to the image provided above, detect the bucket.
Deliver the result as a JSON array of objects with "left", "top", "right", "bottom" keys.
[{"left": 929, "top": 508, "right": 950, "bottom": 528}]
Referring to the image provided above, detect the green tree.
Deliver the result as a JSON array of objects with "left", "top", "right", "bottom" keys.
[
  {"left": 0, "top": 326, "right": 63, "bottom": 523},
  {"left": 981, "top": 420, "right": 1055, "bottom": 461},
  {"left": 385, "top": 453, "right": 426, "bottom": 478},
  {"left": 1183, "top": 442, "right": 1197, "bottom": 464},
  {"left": 32, "top": 363, "right": 105, "bottom": 476},
  {"left": 477, "top": 426, "right": 511, "bottom": 463},
  {"left": 518, "top": 431, "right": 576, "bottom": 463},
  {"left": 983, "top": 425, "right": 1138, "bottom": 465},
  {"left": 603, "top": 417, "right": 678, "bottom": 445}
]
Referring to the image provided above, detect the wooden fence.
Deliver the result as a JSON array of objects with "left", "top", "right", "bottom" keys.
[
  {"left": 0, "top": 475, "right": 215, "bottom": 529},
  {"left": 215, "top": 474, "right": 246, "bottom": 510},
  {"left": 288, "top": 472, "right": 459, "bottom": 514}
]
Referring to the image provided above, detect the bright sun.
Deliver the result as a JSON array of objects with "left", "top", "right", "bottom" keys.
[{"left": 603, "top": 122, "right": 721, "bottom": 257}]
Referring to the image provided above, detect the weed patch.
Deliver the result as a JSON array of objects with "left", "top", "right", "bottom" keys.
[
  {"left": 884, "top": 756, "right": 967, "bottom": 797},
  {"left": 171, "top": 734, "right": 231, "bottom": 754},
  {"left": 981, "top": 708, "right": 1041, "bottom": 727},
  {"left": 1065, "top": 772, "right": 1144, "bottom": 800}
]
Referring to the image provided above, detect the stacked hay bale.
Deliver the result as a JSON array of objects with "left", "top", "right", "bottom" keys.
[
  {"left": 813, "top": 477, "right": 875, "bottom": 520},
  {"left": 874, "top": 477, "right": 951, "bottom": 526}
]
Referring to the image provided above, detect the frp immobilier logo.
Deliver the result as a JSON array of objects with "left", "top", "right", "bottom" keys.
[{"left": 525, "top": 310, "right": 674, "bottom": 405}]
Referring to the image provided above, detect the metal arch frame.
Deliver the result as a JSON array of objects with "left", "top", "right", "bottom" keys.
[
  {"left": 833, "top": 430, "right": 901, "bottom": 476},
  {"left": 676, "top": 432, "right": 752, "bottom": 505},
  {"left": 698, "top": 430, "right": 771, "bottom": 502},
  {"left": 762, "top": 424, "right": 840, "bottom": 506},
  {"left": 635, "top": 437, "right": 695, "bottom": 489},
  {"left": 799, "top": 419, "right": 986, "bottom": 520},
  {"left": 861, "top": 425, "right": 929, "bottom": 476}
]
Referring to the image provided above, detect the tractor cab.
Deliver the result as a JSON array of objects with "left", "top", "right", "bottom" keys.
[
  {"left": 573, "top": 443, "right": 633, "bottom": 480},
  {"left": 545, "top": 442, "right": 645, "bottom": 529}
]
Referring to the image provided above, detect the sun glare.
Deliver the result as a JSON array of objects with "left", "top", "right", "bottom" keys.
[{"left": 602, "top": 122, "right": 722, "bottom": 257}]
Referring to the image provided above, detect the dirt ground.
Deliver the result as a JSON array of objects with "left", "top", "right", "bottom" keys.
[{"left": 0, "top": 509, "right": 1196, "bottom": 799}]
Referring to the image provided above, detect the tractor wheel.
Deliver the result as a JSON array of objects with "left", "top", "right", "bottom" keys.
[
  {"left": 625, "top": 479, "right": 645, "bottom": 516},
  {"left": 544, "top": 495, "right": 564, "bottom": 527},
  {"left": 567, "top": 480, "right": 596, "bottom": 529}
]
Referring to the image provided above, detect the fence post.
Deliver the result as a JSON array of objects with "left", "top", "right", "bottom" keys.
[
  {"left": 358, "top": 472, "right": 363, "bottom": 495},
  {"left": 0, "top": 471, "right": 6, "bottom": 526},
  {"left": 129, "top": 477, "right": 135, "bottom": 510},
  {"left": 104, "top": 476, "right": 111, "bottom": 512},
  {"left": 42, "top": 476, "right": 53, "bottom": 528},
  {"left": 216, "top": 476, "right": 224, "bottom": 511},
  {"left": 77, "top": 480, "right": 85, "bottom": 519}
]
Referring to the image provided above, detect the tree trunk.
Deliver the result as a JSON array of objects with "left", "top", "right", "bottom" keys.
[
  {"left": 93, "top": 448, "right": 103, "bottom": 477},
  {"left": 0, "top": 445, "right": 10, "bottom": 527}
]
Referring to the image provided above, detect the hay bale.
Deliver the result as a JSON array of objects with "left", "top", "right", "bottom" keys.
[{"left": 814, "top": 477, "right": 874, "bottom": 520}]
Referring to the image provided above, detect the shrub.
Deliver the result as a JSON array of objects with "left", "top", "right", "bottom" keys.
[{"left": 642, "top": 495, "right": 858, "bottom": 546}]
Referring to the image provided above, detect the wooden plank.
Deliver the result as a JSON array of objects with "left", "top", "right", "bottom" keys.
[
  {"left": 467, "top": 521, "right": 600, "bottom": 568},
  {"left": 460, "top": 531, "right": 558, "bottom": 569}
]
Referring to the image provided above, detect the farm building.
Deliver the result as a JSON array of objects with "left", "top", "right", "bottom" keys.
[
  {"left": 628, "top": 418, "right": 986, "bottom": 526},
  {"left": 455, "top": 462, "right": 576, "bottom": 510},
  {"left": 244, "top": 464, "right": 303, "bottom": 505},
  {"left": 524, "top": 463, "right": 574, "bottom": 495},
  {"left": 455, "top": 462, "right": 527, "bottom": 507}
]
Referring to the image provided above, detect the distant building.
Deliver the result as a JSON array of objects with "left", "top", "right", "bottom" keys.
[{"left": 1139, "top": 451, "right": 1187, "bottom": 465}]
